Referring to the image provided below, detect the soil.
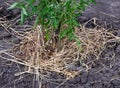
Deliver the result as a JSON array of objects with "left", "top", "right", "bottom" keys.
[{"left": 0, "top": 0, "right": 120, "bottom": 88}]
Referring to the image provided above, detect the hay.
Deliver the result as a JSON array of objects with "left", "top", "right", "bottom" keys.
[
  {"left": 12, "top": 21, "right": 120, "bottom": 79},
  {"left": 1, "top": 17, "right": 120, "bottom": 88}
]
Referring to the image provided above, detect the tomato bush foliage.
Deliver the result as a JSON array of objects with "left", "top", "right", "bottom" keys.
[{"left": 9, "top": 0, "right": 95, "bottom": 42}]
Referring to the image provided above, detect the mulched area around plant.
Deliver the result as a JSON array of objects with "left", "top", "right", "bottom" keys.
[{"left": 0, "top": 0, "right": 120, "bottom": 88}]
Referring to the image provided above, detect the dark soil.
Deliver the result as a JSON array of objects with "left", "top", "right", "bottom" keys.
[{"left": 0, "top": 0, "right": 120, "bottom": 88}]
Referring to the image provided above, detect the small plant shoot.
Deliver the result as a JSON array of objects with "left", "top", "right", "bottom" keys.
[{"left": 9, "top": 0, "right": 95, "bottom": 44}]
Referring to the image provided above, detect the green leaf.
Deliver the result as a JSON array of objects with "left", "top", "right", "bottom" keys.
[
  {"left": 89, "top": 0, "right": 96, "bottom": 4},
  {"left": 53, "top": 19, "right": 58, "bottom": 29},
  {"left": 34, "top": 16, "right": 39, "bottom": 28},
  {"left": 20, "top": 11, "right": 25, "bottom": 24},
  {"left": 10, "top": 0, "right": 96, "bottom": 47},
  {"left": 8, "top": 2, "right": 18, "bottom": 9},
  {"left": 22, "top": 7, "right": 28, "bottom": 16},
  {"left": 68, "top": 33, "right": 74, "bottom": 40},
  {"left": 75, "top": 38, "right": 81, "bottom": 46},
  {"left": 60, "top": 29, "right": 68, "bottom": 39},
  {"left": 45, "top": 33, "right": 51, "bottom": 41},
  {"left": 73, "top": 19, "right": 79, "bottom": 26},
  {"left": 40, "top": 6, "right": 50, "bottom": 16}
]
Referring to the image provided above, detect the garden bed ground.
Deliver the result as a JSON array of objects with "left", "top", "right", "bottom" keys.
[{"left": 0, "top": 0, "right": 120, "bottom": 88}]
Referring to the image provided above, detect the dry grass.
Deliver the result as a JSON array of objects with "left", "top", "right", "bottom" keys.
[
  {"left": 11, "top": 19, "right": 120, "bottom": 79},
  {"left": 1, "top": 17, "right": 120, "bottom": 88}
]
